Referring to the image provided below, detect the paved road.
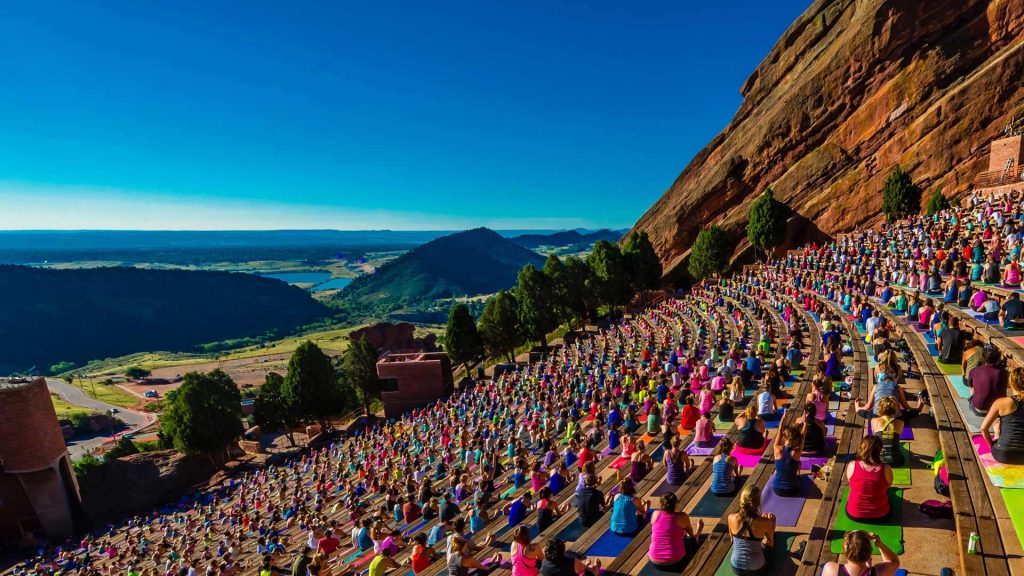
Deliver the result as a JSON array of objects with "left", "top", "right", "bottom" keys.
[{"left": 46, "top": 378, "right": 156, "bottom": 459}]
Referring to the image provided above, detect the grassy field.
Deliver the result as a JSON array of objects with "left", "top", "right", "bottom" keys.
[
  {"left": 50, "top": 393, "right": 97, "bottom": 419},
  {"left": 73, "top": 379, "right": 143, "bottom": 408}
]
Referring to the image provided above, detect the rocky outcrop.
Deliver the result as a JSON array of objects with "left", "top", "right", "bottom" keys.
[
  {"left": 348, "top": 322, "right": 438, "bottom": 353},
  {"left": 632, "top": 0, "right": 1024, "bottom": 284}
]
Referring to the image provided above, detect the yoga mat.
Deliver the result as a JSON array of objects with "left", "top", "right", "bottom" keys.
[
  {"left": 585, "top": 511, "right": 651, "bottom": 557},
  {"left": 609, "top": 456, "right": 629, "bottom": 470},
  {"left": 936, "top": 361, "right": 963, "bottom": 375},
  {"left": 713, "top": 532, "right": 796, "bottom": 576},
  {"left": 600, "top": 447, "right": 613, "bottom": 457},
  {"left": 733, "top": 451, "right": 764, "bottom": 468},
  {"left": 764, "top": 407, "right": 787, "bottom": 429},
  {"left": 1000, "top": 488, "right": 1024, "bottom": 552},
  {"left": 760, "top": 475, "right": 812, "bottom": 526},
  {"left": 690, "top": 478, "right": 746, "bottom": 517},
  {"left": 927, "top": 343, "right": 940, "bottom": 357},
  {"left": 829, "top": 488, "right": 904, "bottom": 554},
  {"left": 555, "top": 517, "right": 587, "bottom": 542},
  {"left": 651, "top": 480, "right": 677, "bottom": 498},
  {"left": 954, "top": 398, "right": 985, "bottom": 433},
  {"left": 677, "top": 424, "right": 694, "bottom": 435},
  {"left": 402, "top": 520, "right": 428, "bottom": 536},
  {"left": 501, "top": 487, "right": 517, "bottom": 498},
  {"left": 800, "top": 437, "right": 837, "bottom": 470},
  {"left": 685, "top": 436, "right": 722, "bottom": 456},
  {"left": 713, "top": 416, "right": 734, "bottom": 430},
  {"left": 891, "top": 443, "right": 912, "bottom": 486},
  {"left": 947, "top": 375, "right": 971, "bottom": 399},
  {"left": 640, "top": 433, "right": 656, "bottom": 444},
  {"left": 972, "top": 434, "right": 1024, "bottom": 488},
  {"left": 1012, "top": 336, "right": 1024, "bottom": 347}
]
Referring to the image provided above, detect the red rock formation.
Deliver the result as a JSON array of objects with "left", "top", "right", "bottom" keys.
[
  {"left": 632, "top": 0, "right": 1024, "bottom": 283},
  {"left": 348, "top": 322, "right": 438, "bottom": 353}
]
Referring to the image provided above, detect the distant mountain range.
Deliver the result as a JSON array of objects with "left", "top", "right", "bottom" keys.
[
  {"left": 336, "top": 228, "right": 545, "bottom": 309},
  {"left": 509, "top": 229, "right": 624, "bottom": 251},
  {"left": 0, "top": 265, "right": 328, "bottom": 374}
]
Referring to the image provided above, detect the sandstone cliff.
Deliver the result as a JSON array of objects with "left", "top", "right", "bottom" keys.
[{"left": 632, "top": 0, "right": 1024, "bottom": 284}]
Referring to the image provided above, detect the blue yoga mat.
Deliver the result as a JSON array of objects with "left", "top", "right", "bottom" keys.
[
  {"left": 948, "top": 375, "right": 971, "bottom": 399},
  {"left": 764, "top": 407, "right": 787, "bottom": 429},
  {"left": 585, "top": 511, "right": 651, "bottom": 556},
  {"left": 555, "top": 518, "right": 587, "bottom": 541},
  {"left": 927, "top": 343, "right": 940, "bottom": 357}
]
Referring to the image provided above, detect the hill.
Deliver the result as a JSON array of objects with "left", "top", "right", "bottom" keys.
[
  {"left": 0, "top": 265, "right": 329, "bottom": 374},
  {"left": 509, "top": 229, "right": 623, "bottom": 251},
  {"left": 632, "top": 0, "right": 1024, "bottom": 283},
  {"left": 336, "top": 228, "right": 545, "bottom": 311}
]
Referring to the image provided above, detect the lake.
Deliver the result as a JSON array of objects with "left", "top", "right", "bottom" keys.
[{"left": 312, "top": 277, "right": 353, "bottom": 292}]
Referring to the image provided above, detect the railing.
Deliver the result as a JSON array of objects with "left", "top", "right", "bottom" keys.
[{"left": 975, "top": 169, "right": 1024, "bottom": 188}]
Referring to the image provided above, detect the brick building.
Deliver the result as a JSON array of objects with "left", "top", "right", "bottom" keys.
[
  {"left": 976, "top": 135, "right": 1024, "bottom": 193},
  {"left": 0, "top": 377, "right": 81, "bottom": 541},
  {"left": 376, "top": 352, "right": 454, "bottom": 418}
]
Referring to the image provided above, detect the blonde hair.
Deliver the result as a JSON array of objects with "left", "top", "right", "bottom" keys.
[
  {"left": 744, "top": 403, "right": 757, "bottom": 420},
  {"left": 737, "top": 484, "right": 761, "bottom": 523},
  {"left": 877, "top": 396, "right": 898, "bottom": 418},
  {"left": 1010, "top": 367, "right": 1024, "bottom": 398},
  {"left": 843, "top": 530, "right": 873, "bottom": 563}
]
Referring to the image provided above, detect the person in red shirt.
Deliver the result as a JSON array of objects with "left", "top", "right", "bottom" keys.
[
  {"left": 316, "top": 530, "right": 341, "bottom": 557},
  {"left": 410, "top": 533, "right": 438, "bottom": 575},
  {"left": 402, "top": 499, "right": 422, "bottom": 524}
]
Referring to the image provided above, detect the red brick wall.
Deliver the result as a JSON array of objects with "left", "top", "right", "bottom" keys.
[
  {"left": 378, "top": 356, "right": 453, "bottom": 418},
  {"left": 0, "top": 379, "right": 69, "bottom": 473},
  {"left": 989, "top": 136, "right": 1023, "bottom": 172}
]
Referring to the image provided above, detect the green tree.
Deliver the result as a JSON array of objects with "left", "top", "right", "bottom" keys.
[
  {"left": 543, "top": 254, "right": 572, "bottom": 329},
  {"left": 515, "top": 264, "right": 558, "bottom": 348},
  {"left": 72, "top": 454, "right": 102, "bottom": 480},
  {"left": 159, "top": 369, "right": 243, "bottom": 463},
  {"left": 444, "top": 303, "right": 484, "bottom": 376},
  {"left": 478, "top": 290, "right": 522, "bottom": 362},
  {"left": 881, "top": 164, "right": 923, "bottom": 222},
  {"left": 50, "top": 361, "right": 76, "bottom": 375},
  {"left": 103, "top": 435, "right": 139, "bottom": 462},
  {"left": 253, "top": 372, "right": 300, "bottom": 446},
  {"left": 588, "top": 240, "right": 632, "bottom": 310},
  {"left": 282, "top": 341, "right": 345, "bottom": 428},
  {"left": 746, "top": 187, "right": 787, "bottom": 259},
  {"left": 344, "top": 336, "right": 382, "bottom": 415},
  {"left": 124, "top": 366, "right": 151, "bottom": 379},
  {"left": 688, "top": 225, "right": 731, "bottom": 281},
  {"left": 926, "top": 187, "right": 950, "bottom": 215},
  {"left": 622, "top": 231, "right": 663, "bottom": 296},
  {"left": 565, "top": 256, "right": 600, "bottom": 328}
]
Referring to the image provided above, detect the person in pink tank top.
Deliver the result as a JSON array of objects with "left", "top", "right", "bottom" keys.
[
  {"left": 693, "top": 412, "right": 714, "bottom": 446},
  {"left": 510, "top": 525, "right": 542, "bottom": 576},
  {"left": 845, "top": 436, "right": 893, "bottom": 522},
  {"left": 648, "top": 492, "right": 702, "bottom": 570}
]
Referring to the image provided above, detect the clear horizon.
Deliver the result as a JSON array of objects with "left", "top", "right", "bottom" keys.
[{"left": 1, "top": 1, "right": 808, "bottom": 231}]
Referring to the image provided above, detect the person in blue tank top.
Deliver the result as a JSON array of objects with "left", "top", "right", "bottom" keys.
[
  {"left": 771, "top": 425, "right": 804, "bottom": 497},
  {"left": 710, "top": 437, "right": 741, "bottom": 496},
  {"left": 503, "top": 491, "right": 532, "bottom": 528},
  {"left": 607, "top": 478, "right": 649, "bottom": 536}
]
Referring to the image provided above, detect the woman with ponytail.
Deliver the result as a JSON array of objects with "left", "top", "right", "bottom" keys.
[{"left": 726, "top": 485, "right": 776, "bottom": 575}]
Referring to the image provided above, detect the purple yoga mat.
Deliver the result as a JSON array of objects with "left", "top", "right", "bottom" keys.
[
  {"left": 759, "top": 474, "right": 812, "bottom": 526},
  {"left": 800, "top": 437, "right": 837, "bottom": 470},
  {"left": 866, "top": 421, "right": 914, "bottom": 440},
  {"left": 685, "top": 435, "right": 722, "bottom": 456},
  {"left": 600, "top": 446, "right": 613, "bottom": 457}
]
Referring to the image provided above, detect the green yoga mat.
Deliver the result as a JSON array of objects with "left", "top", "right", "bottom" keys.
[
  {"left": 936, "top": 361, "right": 963, "bottom": 375},
  {"left": 830, "top": 488, "right": 904, "bottom": 554},
  {"left": 713, "top": 532, "right": 795, "bottom": 576},
  {"left": 892, "top": 443, "right": 912, "bottom": 486},
  {"left": 1001, "top": 488, "right": 1024, "bottom": 551},
  {"left": 714, "top": 416, "right": 735, "bottom": 430}
]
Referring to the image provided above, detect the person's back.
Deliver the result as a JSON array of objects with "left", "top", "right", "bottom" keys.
[
  {"left": 939, "top": 327, "right": 965, "bottom": 364},
  {"left": 610, "top": 493, "right": 638, "bottom": 534},
  {"left": 447, "top": 551, "right": 467, "bottom": 576},
  {"left": 728, "top": 486, "right": 773, "bottom": 575},
  {"left": 711, "top": 454, "right": 735, "bottom": 495},
  {"left": 757, "top": 391, "right": 775, "bottom": 416},
  {"left": 994, "top": 398, "right": 1024, "bottom": 464},
  {"left": 970, "top": 362, "right": 1006, "bottom": 413},
  {"left": 847, "top": 461, "right": 891, "bottom": 521},
  {"left": 649, "top": 511, "right": 685, "bottom": 565},
  {"left": 576, "top": 486, "right": 603, "bottom": 527},
  {"left": 511, "top": 542, "right": 539, "bottom": 576},
  {"left": 874, "top": 417, "right": 904, "bottom": 467},
  {"left": 773, "top": 445, "right": 801, "bottom": 496}
]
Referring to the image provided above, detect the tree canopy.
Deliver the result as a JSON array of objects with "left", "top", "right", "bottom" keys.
[
  {"left": 881, "top": 164, "right": 923, "bottom": 222},
  {"left": 688, "top": 225, "right": 731, "bottom": 281},
  {"left": 444, "top": 303, "right": 483, "bottom": 371},
  {"left": 926, "top": 187, "right": 951, "bottom": 215},
  {"left": 515, "top": 264, "right": 558, "bottom": 347},
  {"left": 343, "top": 335, "right": 382, "bottom": 415},
  {"left": 588, "top": 240, "right": 632, "bottom": 310},
  {"left": 282, "top": 341, "right": 344, "bottom": 427},
  {"left": 159, "top": 369, "right": 243, "bottom": 461},
  {"left": 478, "top": 290, "right": 522, "bottom": 362},
  {"left": 622, "top": 231, "right": 663, "bottom": 295},
  {"left": 253, "top": 372, "right": 301, "bottom": 444},
  {"left": 746, "top": 187, "right": 787, "bottom": 257}
]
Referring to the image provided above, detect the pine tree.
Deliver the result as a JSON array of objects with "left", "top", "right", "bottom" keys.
[
  {"left": 478, "top": 290, "right": 522, "bottom": 362},
  {"left": 444, "top": 303, "right": 483, "bottom": 375},
  {"left": 159, "top": 369, "right": 243, "bottom": 463},
  {"left": 282, "top": 341, "right": 345, "bottom": 428},
  {"left": 343, "top": 336, "right": 382, "bottom": 416},
  {"left": 881, "top": 165, "right": 923, "bottom": 222},
  {"left": 622, "top": 231, "right": 663, "bottom": 296},
  {"left": 746, "top": 187, "right": 787, "bottom": 259},
  {"left": 588, "top": 240, "right": 631, "bottom": 310},
  {"left": 926, "top": 187, "right": 950, "bottom": 215},
  {"left": 515, "top": 264, "right": 558, "bottom": 348},
  {"left": 688, "top": 225, "right": 731, "bottom": 281},
  {"left": 253, "top": 372, "right": 300, "bottom": 445}
]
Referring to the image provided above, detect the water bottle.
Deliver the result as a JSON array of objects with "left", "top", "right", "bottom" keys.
[{"left": 968, "top": 531, "right": 979, "bottom": 555}]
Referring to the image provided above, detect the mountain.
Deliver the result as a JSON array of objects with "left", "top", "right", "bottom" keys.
[
  {"left": 509, "top": 229, "right": 624, "bottom": 251},
  {"left": 337, "top": 228, "right": 545, "bottom": 309},
  {"left": 0, "top": 266, "right": 329, "bottom": 374},
  {"left": 632, "top": 0, "right": 1024, "bottom": 283}
]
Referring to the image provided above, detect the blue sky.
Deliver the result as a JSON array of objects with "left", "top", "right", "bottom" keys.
[{"left": 0, "top": 1, "right": 808, "bottom": 231}]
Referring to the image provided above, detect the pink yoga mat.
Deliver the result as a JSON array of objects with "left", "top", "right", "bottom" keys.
[
  {"left": 609, "top": 456, "right": 629, "bottom": 469},
  {"left": 685, "top": 435, "right": 722, "bottom": 456},
  {"left": 759, "top": 474, "right": 812, "bottom": 526}
]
